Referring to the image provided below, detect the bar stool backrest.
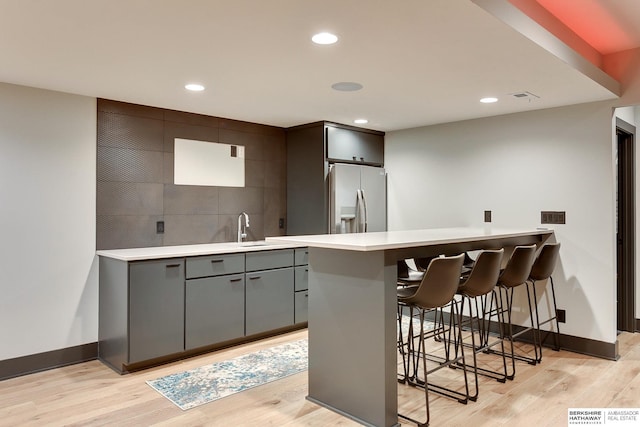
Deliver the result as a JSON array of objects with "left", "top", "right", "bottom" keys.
[
  {"left": 403, "top": 253, "right": 465, "bottom": 309},
  {"left": 529, "top": 243, "right": 561, "bottom": 281},
  {"left": 458, "top": 249, "right": 504, "bottom": 297},
  {"left": 499, "top": 244, "right": 537, "bottom": 288}
]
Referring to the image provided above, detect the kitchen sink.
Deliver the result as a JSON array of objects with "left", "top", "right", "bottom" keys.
[{"left": 239, "top": 241, "right": 268, "bottom": 247}]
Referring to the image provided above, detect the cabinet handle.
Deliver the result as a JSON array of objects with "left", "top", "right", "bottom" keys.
[
  {"left": 166, "top": 263, "right": 181, "bottom": 268},
  {"left": 210, "top": 259, "right": 224, "bottom": 263},
  {"left": 249, "top": 276, "right": 261, "bottom": 280},
  {"left": 229, "top": 278, "right": 242, "bottom": 283}
]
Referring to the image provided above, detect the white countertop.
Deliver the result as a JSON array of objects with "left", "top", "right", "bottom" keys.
[
  {"left": 97, "top": 228, "right": 553, "bottom": 261},
  {"left": 96, "top": 241, "right": 306, "bottom": 261},
  {"left": 265, "top": 227, "right": 553, "bottom": 251}
]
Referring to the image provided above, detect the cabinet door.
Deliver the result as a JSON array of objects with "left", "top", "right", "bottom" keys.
[
  {"left": 129, "top": 259, "right": 184, "bottom": 363},
  {"left": 326, "top": 126, "right": 384, "bottom": 166},
  {"left": 185, "top": 273, "right": 245, "bottom": 350},
  {"left": 246, "top": 267, "right": 294, "bottom": 335}
]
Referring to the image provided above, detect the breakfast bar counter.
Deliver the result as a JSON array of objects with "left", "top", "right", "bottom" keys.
[{"left": 267, "top": 227, "right": 554, "bottom": 427}]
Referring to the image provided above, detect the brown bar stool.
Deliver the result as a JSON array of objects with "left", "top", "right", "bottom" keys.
[
  {"left": 397, "top": 253, "right": 465, "bottom": 427},
  {"left": 486, "top": 244, "right": 538, "bottom": 380},
  {"left": 454, "top": 248, "right": 505, "bottom": 400},
  {"left": 529, "top": 242, "right": 562, "bottom": 361}
]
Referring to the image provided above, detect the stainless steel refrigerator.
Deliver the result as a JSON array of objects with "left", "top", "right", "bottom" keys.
[{"left": 328, "top": 163, "right": 387, "bottom": 234}]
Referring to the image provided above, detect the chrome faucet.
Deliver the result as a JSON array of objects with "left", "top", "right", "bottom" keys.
[{"left": 237, "top": 212, "right": 250, "bottom": 242}]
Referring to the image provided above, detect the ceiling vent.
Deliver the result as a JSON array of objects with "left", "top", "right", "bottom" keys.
[{"left": 509, "top": 91, "right": 540, "bottom": 101}]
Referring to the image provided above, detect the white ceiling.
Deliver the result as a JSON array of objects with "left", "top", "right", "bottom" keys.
[{"left": 0, "top": 0, "right": 636, "bottom": 131}]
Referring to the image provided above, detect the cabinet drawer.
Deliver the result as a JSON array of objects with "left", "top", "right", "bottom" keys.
[
  {"left": 295, "top": 265, "right": 308, "bottom": 291},
  {"left": 246, "top": 249, "right": 294, "bottom": 272},
  {"left": 295, "top": 291, "right": 308, "bottom": 324},
  {"left": 294, "top": 248, "right": 309, "bottom": 266},
  {"left": 186, "top": 253, "right": 245, "bottom": 278}
]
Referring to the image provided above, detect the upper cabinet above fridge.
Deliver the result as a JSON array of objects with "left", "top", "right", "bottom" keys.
[{"left": 325, "top": 124, "right": 384, "bottom": 166}]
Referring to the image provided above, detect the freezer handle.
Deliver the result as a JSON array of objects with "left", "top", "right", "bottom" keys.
[{"left": 356, "top": 189, "right": 368, "bottom": 232}]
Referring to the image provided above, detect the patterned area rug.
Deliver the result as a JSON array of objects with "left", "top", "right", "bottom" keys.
[
  {"left": 399, "top": 313, "right": 436, "bottom": 340},
  {"left": 147, "top": 339, "right": 308, "bottom": 410}
]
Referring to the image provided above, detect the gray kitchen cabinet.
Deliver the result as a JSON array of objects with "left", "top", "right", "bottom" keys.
[
  {"left": 294, "top": 264, "right": 309, "bottom": 291},
  {"left": 98, "top": 245, "right": 307, "bottom": 373},
  {"left": 184, "top": 253, "right": 246, "bottom": 350},
  {"left": 128, "top": 258, "right": 185, "bottom": 364},
  {"left": 294, "top": 248, "right": 309, "bottom": 323},
  {"left": 246, "top": 267, "right": 295, "bottom": 335},
  {"left": 185, "top": 273, "right": 245, "bottom": 350},
  {"left": 295, "top": 290, "right": 309, "bottom": 324},
  {"left": 186, "top": 253, "right": 245, "bottom": 278},
  {"left": 245, "top": 249, "right": 295, "bottom": 335},
  {"left": 99, "top": 256, "right": 186, "bottom": 372},
  {"left": 245, "top": 249, "right": 294, "bottom": 271},
  {"left": 294, "top": 247, "right": 309, "bottom": 266},
  {"left": 326, "top": 124, "right": 384, "bottom": 166}
]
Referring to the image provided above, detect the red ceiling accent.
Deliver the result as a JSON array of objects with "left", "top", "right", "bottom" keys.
[{"left": 536, "top": 0, "right": 639, "bottom": 54}]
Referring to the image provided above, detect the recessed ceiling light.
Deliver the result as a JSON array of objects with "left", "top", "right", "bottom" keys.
[
  {"left": 354, "top": 119, "right": 368, "bottom": 124},
  {"left": 185, "top": 83, "right": 205, "bottom": 92},
  {"left": 480, "top": 97, "right": 498, "bottom": 103},
  {"left": 312, "top": 32, "right": 338, "bottom": 45},
  {"left": 331, "top": 82, "right": 363, "bottom": 92}
]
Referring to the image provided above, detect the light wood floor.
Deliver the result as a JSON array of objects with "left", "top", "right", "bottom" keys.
[{"left": 1, "top": 329, "right": 639, "bottom": 427}]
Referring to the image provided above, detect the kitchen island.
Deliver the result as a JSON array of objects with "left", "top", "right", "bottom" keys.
[{"left": 267, "top": 227, "right": 554, "bottom": 427}]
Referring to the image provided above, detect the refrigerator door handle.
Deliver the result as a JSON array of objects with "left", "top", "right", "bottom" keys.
[
  {"left": 360, "top": 189, "right": 368, "bottom": 232},
  {"left": 355, "top": 189, "right": 361, "bottom": 232},
  {"left": 356, "top": 189, "right": 367, "bottom": 233}
]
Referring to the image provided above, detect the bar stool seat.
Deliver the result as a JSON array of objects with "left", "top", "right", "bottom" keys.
[
  {"left": 484, "top": 244, "right": 537, "bottom": 380},
  {"left": 529, "top": 242, "right": 561, "bottom": 361},
  {"left": 398, "top": 259, "right": 425, "bottom": 287},
  {"left": 397, "top": 253, "right": 465, "bottom": 427},
  {"left": 454, "top": 248, "right": 505, "bottom": 398}
]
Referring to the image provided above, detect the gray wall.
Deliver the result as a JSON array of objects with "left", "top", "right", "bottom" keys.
[{"left": 97, "top": 99, "right": 287, "bottom": 249}]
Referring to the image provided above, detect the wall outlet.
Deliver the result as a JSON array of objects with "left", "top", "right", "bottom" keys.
[
  {"left": 156, "top": 221, "right": 165, "bottom": 234},
  {"left": 556, "top": 309, "right": 566, "bottom": 323},
  {"left": 279, "top": 218, "right": 285, "bottom": 229},
  {"left": 484, "top": 210, "right": 492, "bottom": 223},
  {"left": 541, "top": 211, "right": 566, "bottom": 224}
]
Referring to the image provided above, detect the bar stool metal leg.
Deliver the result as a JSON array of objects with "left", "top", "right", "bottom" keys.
[{"left": 528, "top": 243, "right": 562, "bottom": 362}]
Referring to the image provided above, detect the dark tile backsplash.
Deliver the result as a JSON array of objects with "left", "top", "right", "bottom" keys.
[{"left": 96, "top": 99, "right": 287, "bottom": 250}]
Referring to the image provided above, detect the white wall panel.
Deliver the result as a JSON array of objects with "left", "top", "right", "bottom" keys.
[
  {"left": 386, "top": 101, "right": 617, "bottom": 343},
  {"left": 0, "top": 83, "right": 97, "bottom": 360}
]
